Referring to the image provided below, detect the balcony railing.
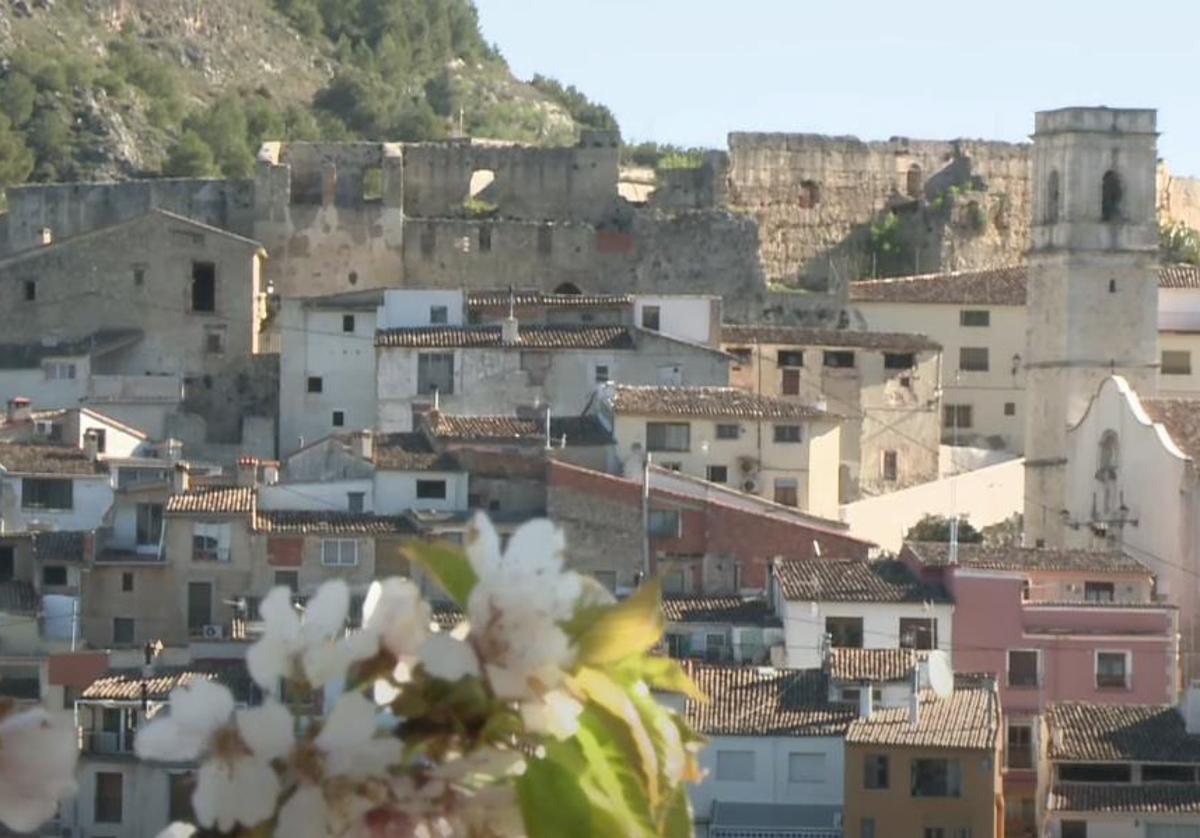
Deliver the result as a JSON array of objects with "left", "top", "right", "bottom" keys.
[
  {"left": 82, "top": 730, "right": 134, "bottom": 756},
  {"left": 1006, "top": 745, "right": 1034, "bottom": 770}
]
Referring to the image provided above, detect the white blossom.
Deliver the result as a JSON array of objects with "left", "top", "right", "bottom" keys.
[
  {"left": 519, "top": 689, "right": 584, "bottom": 740},
  {"left": 0, "top": 706, "right": 79, "bottom": 832},
  {"left": 418, "top": 632, "right": 481, "bottom": 682},
  {"left": 135, "top": 678, "right": 235, "bottom": 761},
  {"left": 193, "top": 755, "right": 281, "bottom": 833},
  {"left": 363, "top": 577, "right": 431, "bottom": 659}
]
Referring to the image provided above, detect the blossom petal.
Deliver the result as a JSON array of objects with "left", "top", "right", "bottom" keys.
[
  {"left": 465, "top": 512, "right": 501, "bottom": 576},
  {"left": 315, "top": 692, "right": 376, "bottom": 753},
  {"left": 135, "top": 718, "right": 205, "bottom": 762},
  {"left": 247, "top": 632, "right": 291, "bottom": 691},
  {"left": 230, "top": 759, "right": 282, "bottom": 829},
  {"left": 419, "top": 633, "right": 481, "bottom": 682},
  {"left": 362, "top": 577, "right": 430, "bottom": 659},
  {"left": 502, "top": 519, "right": 563, "bottom": 573},
  {"left": 261, "top": 586, "right": 302, "bottom": 639},
  {"left": 275, "top": 785, "right": 327, "bottom": 838},
  {"left": 170, "top": 678, "right": 235, "bottom": 738},
  {"left": 0, "top": 708, "right": 79, "bottom": 833},
  {"left": 520, "top": 691, "right": 583, "bottom": 740},
  {"left": 303, "top": 579, "right": 350, "bottom": 642},
  {"left": 236, "top": 702, "right": 295, "bottom": 761}
]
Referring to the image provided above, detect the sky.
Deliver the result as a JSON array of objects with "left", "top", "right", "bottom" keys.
[{"left": 473, "top": 0, "right": 1200, "bottom": 175}]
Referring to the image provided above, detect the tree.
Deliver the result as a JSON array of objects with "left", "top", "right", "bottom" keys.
[
  {"left": 1161, "top": 220, "right": 1200, "bottom": 266},
  {"left": 163, "top": 131, "right": 216, "bottom": 177},
  {"left": 0, "top": 74, "right": 36, "bottom": 127},
  {"left": 905, "top": 514, "right": 983, "bottom": 544},
  {"left": 0, "top": 115, "right": 34, "bottom": 188}
]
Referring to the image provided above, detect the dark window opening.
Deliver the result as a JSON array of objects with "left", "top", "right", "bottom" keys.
[
  {"left": 910, "top": 758, "right": 962, "bottom": 797},
  {"left": 168, "top": 773, "right": 195, "bottom": 823},
  {"left": 648, "top": 509, "right": 681, "bottom": 538},
  {"left": 706, "top": 465, "right": 728, "bottom": 484},
  {"left": 554, "top": 282, "right": 582, "bottom": 295},
  {"left": 430, "top": 305, "right": 449, "bottom": 324},
  {"left": 882, "top": 450, "right": 899, "bottom": 482},
  {"left": 22, "top": 477, "right": 73, "bottom": 510},
  {"left": 1004, "top": 402, "right": 1016, "bottom": 416},
  {"left": 332, "top": 410, "right": 345, "bottom": 427},
  {"left": 728, "top": 346, "right": 753, "bottom": 366},
  {"left": 275, "top": 570, "right": 299, "bottom": 592},
  {"left": 122, "top": 572, "right": 134, "bottom": 593},
  {"left": 1143, "top": 765, "right": 1196, "bottom": 782},
  {"left": 884, "top": 352, "right": 915, "bottom": 370},
  {"left": 773, "top": 424, "right": 802, "bottom": 443},
  {"left": 960, "top": 309, "right": 990, "bottom": 327},
  {"left": 95, "top": 771, "right": 124, "bottom": 823},
  {"left": 416, "top": 480, "right": 447, "bottom": 500},
  {"left": 716, "top": 423, "right": 740, "bottom": 440},
  {"left": 1101, "top": 169, "right": 1123, "bottom": 222},
  {"left": 23, "top": 279, "right": 35, "bottom": 302},
  {"left": 944, "top": 404, "right": 973, "bottom": 429},
  {"left": 823, "top": 350, "right": 855, "bottom": 368},
  {"left": 1008, "top": 650, "right": 1039, "bottom": 687},
  {"left": 646, "top": 422, "right": 690, "bottom": 452},
  {"left": 773, "top": 479, "right": 798, "bottom": 506},
  {"left": 641, "top": 305, "right": 661, "bottom": 331},
  {"left": 348, "top": 492, "right": 364, "bottom": 514},
  {"left": 0, "top": 547, "right": 13, "bottom": 582},
  {"left": 959, "top": 347, "right": 990, "bottom": 372},
  {"left": 479, "top": 225, "right": 492, "bottom": 252},
  {"left": 537, "top": 225, "right": 553, "bottom": 255},
  {"left": 781, "top": 368, "right": 801, "bottom": 395},
  {"left": 1007, "top": 723, "right": 1034, "bottom": 769},
  {"left": 1109, "top": 278, "right": 1117, "bottom": 293},
  {"left": 1084, "top": 581, "right": 1115, "bottom": 602},
  {"left": 778, "top": 350, "right": 804, "bottom": 367},
  {"left": 42, "top": 565, "right": 67, "bottom": 586},
  {"left": 1058, "top": 763, "right": 1131, "bottom": 783},
  {"left": 799, "top": 180, "right": 821, "bottom": 208},
  {"left": 417, "top": 353, "right": 454, "bottom": 395},
  {"left": 906, "top": 164, "right": 922, "bottom": 198},
  {"left": 864, "top": 754, "right": 889, "bottom": 789},
  {"left": 348, "top": 271, "right": 359, "bottom": 286},
  {"left": 1046, "top": 169, "right": 1060, "bottom": 223},
  {"left": 899, "top": 616, "right": 935, "bottom": 648},
  {"left": 187, "top": 581, "right": 212, "bottom": 632},
  {"left": 420, "top": 228, "right": 436, "bottom": 258},
  {"left": 825, "top": 616, "right": 863, "bottom": 648},
  {"left": 1061, "top": 821, "right": 1087, "bottom": 838},
  {"left": 133, "top": 266, "right": 146, "bottom": 286},
  {"left": 113, "top": 617, "right": 134, "bottom": 645},
  {"left": 191, "top": 262, "right": 216, "bottom": 312},
  {"left": 307, "top": 376, "right": 323, "bottom": 393},
  {"left": 136, "top": 504, "right": 162, "bottom": 546},
  {"left": 342, "top": 314, "right": 355, "bottom": 334},
  {"left": 205, "top": 330, "right": 224, "bottom": 355}
]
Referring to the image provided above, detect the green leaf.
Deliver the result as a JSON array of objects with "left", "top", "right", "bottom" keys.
[
  {"left": 561, "top": 575, "right": 617, "bottom": 641},
  {"left": 517, "top": 747, "right": 594, "bottom": 838},
  {"left": 572, "top": 668, "right": 660, "bottom": 806},
  {"left": 660, "top": 785, "right": 693, "bottom": 838},
  {"left": 574, "top": 708, "right": 657, "bottom": 837},
  {"left": 574, "top": 577, "right": 664, "bottom": 665},
  {"left": 614, "top": 655, "right": 707, "bottom": 702},
  {"left": 401, "top": 539, "right": 478, "bottom": 607}
]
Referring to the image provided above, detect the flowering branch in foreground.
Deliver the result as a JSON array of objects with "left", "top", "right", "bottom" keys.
[{"left": 99, "top": 513, "right": 703, "bottom": 837}]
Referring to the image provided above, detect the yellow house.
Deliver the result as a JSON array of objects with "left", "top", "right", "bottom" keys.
[
  {"left": 594, "top": 384, "right": 842, "bottom": 519},
  {"left": 843, "top": 677, "right": 1003, "bottom": 838}
]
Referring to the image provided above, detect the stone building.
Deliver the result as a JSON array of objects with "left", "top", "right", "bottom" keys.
[{"left": 721, "top": 324, "right": 941, "bottom": 500}]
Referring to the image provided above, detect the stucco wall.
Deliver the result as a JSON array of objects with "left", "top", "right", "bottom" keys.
[
  {"left": 693, "top": 734, "right": 844, "bottom": 821},
  {"left": 780, "top": 599, "right": 954, "bottom": 671},
  {"left": 0, "top": 474, "right": 113, "bottom": 533}
]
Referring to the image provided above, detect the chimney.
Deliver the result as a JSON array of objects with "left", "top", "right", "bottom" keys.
[
  {"left": 859, "top": 687, "right": 874, "bottom": 720},
  {"left": 83, "top": 430, "right": 100, "bottom": 462},
  {"left": 165, "top": 438, "right": 183, "bottom": 463},
  {"left": 6, "top": 397, "right": 31, "bottom": 424},
  {"left": 501, "top": 314, "right": 520, "bottom": 345},
  {"left": 353, "top": 430, "right": 374, "bottom": 462},
  {"left": 261, "top": 462, "right": 280, "bottom": 485},
  {"left": 171, "top": 462, "right": 191, "bottom": 494},
  {"left": 1183, "top": 683, "right": 1200, "bottom": 735},
  {"left": 39, "top": 227, "right": 52, "bottom": 246},
  {"left": 236, "top": 456, "right": 259, "bottom": 487},
  {"left": 908, "top": 667, "right": 922, "bottom": 726}
]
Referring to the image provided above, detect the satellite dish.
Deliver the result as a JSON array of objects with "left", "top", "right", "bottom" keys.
[{"left": 927, "top": 650, "right": 954, "bottom": 699}]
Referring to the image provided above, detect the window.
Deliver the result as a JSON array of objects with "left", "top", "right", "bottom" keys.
[
  {"left": 862, "top": 819, "right": 876, "bottom": 838},
  {"left": 715, "top": 423, "right": 740, "bottom": 440},
  {"left": 0, "top": 547, "right": 11, "bottom": 582},
  {"left": 1084, "top": 581, "right": 1115, "bottom": 602},
  {"left": 23, "top": 279, "right": 35, "bottom": 301},
  {"left": 89, "top": 429, "right": 107, "bottom": 454},
  {"left": 136, "top": 503, "right": 163, "bottom": 546},
  {"left": 321, "top": 539, "right": 359, "bottom": 567},
  {"left": 646, "top": 422, "right": 690, "bottom": 452},
  {"left": 774, "top": 424, "right": 802, "bottom": 443},
  {"left": 205, "top": 328, "right": 225, "bottom": 354},
  {"left": 122, "top": 572, "right": 133, "bottom": 593},
  {"left": 648, "top": 509, "right": 681, "bottom": 538},
  {"left": 22, "top": 477, "right": 73, "bottom": 510},
  {"left": 899, "top": 617, "right": 936, "bottom": 650},
  {"left": 823, "top": 350, "right": 855, "bottom": 368},
  {"left": 1101, "top": 169, "right": 1123, "bottom": 221},
  {"left": 1007, "top": 722, "right": 1034, "bottom": 769},
  {"left": 187, "top": 582, "right": 212, "bottom": 632},
  {"left": 774, "top": 478, "right": 798, "bottom": 507},
  {"left": 706, "top": 465, "right": 728, "bottom": 484},
  {"left": 884, "top": 352, "right": 915, "bottom": 369},
  {"left": 417, "top": 352, "right": 455, "bottom": 395},
  {"left": 1059, "top": 762, "right": 1131, "bottom": 782},
  {"left": 787, "top": 753, "right": 825, "bottom": 783},
  {"left": 329, "top": 410, "right": 345, "bottom": 428},
  {"left": 113, "top": 617, "right": 134, "bottom": 645},
  {"left": 192, "top": 522, "right": 230, "bottom": 562},
  {"left": 44, "top": 361, "right": 76, "bottom": 380},
  {"left": 168, "top": 773, "right": 194, "bottom": 823},
  {"left": 42, "top": 565, "right": 67, "bottom": 586},
  {"left": 537, "top": 224, "right": 553, "bottom": 255},
  {"left": 1143, "top": 765, "right": 1197, "bottom": 783},
  {"left": 594, "top": 364, "right": 610, "bottom": 383},
  {"left": 478, "top": 225, "right": 492, "bottom": 252},
  {"left": 1096, "top": 651, "right": 1130, "bottom": 688},
  {"left": 95, "top": 771, "right": 123, "bottom": 823},
  {"left": 342, "top": 314, "right": 355, "bottom": 334},
  {"left": 944, "top": 404, "right": 973, "bottom": 429},
  {"left": 781, "top": 368, "right": 801, "bottom": 395},
  {"left": 663, "top": 570, "right": 685, "bottom": 595},
  {"left": 864, "top": 754, "right": 889, "bottom": 789},
  {"left": 1162, "top": 350, "right": 1192, "bottom": 375},
  {"left": 641, "top": 305, "right": 661, "bottom": 331},
  {"left": 960, "top": 309, "right": 990, "bottom": 327},
  {"left": 347, "top": 492, "right": 365, "bottom": 514},
  {"left": 1046, "top": 169, "right": 1061, "bottom": 223},
  {"left": 715, "top": 750, "right": 755, "bottom": 782},
  {"left": 911, "top": 758, "right": 962, "bottom": 797},
  {"left": 275, "top": 570, "right": 299, "bottom": 592},
  {"left": 882, "top": 450, "right": 898, "bottom": 482},
  {"left": 1008, "top": 649, "right": 1039, "bottom": 687},
  {"left": 799, "top": 179, "right": 821, "bottom": 207},
  {"left": 924, "top": 830, "right": 945, "bottom": 838},
  {"left": 1004, "top": 401, "right": 1016, "bottom": 416},
  {"left": 416, "top": 479, "right": 447, "bottom": 500},
  {"left": 959, "top": 347, "right": 990, "bottom": 372},
  {"left": 1061, "top": 821, "right": 1087, "bottom": 838},
  {"left": 778, "top": 350, "right": 804, "bottom": 367},
  {"left": 430, "top": 305, "right": 449, "bottom": 325},
  {"left": 1109, "top": 278, "right": 1117, "bottom": 293},
  {"left": 826, "top": 616, "right": 864, "bottom": 648},
  {"left": 727, "top": 347, "right": 752, "bottom": 366},
  {"left": 906, "top": 163, "right": 922, "bottom": 198},
  {"left": 191, "top": 262, "right": 216, "bottom": 312}
]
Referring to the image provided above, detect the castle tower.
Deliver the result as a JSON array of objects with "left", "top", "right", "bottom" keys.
[{"left": 1024, "top": 107, "right": 1159, "bottom": 546}]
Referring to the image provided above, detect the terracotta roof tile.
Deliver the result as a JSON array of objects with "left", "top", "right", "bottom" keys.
[
  {"left": 165, "top": 486, "right": 255, "bottom": 515},
  {"left": 775, "top": 558, "right": 950, "bottom": 603},
  {"left": 722, "top": 324, "right": 940, "bottom": 352},
  {"left": 662, "top": 596, "right": 781, "bottom": 627},
  {"left": 682, "top": 663, "right": 855, "bottom": 737},
  {"left": 31, "top": 530, "right": 90, "bottom": 563},
  {"left": 0, "top": 581, "right": 37, "bottom": 612},
  {"left": 432, "top": 601, "right": 464, "bottom": 630},
  {"left": 846, "top": 683, "right": 999, "bottom": 750},
  {"left": 609, "top": 385, "right": 828, "bottom": 420},
  {"left": 1048, "top": 782, "right": 1200, "bottom": 814},
  {"left": 467, "top": 290, "right": 633, "bottom": 308},
  {"left": 372, "top": 433, "right": 461, "bottom": 472},
  {"left": 0, "top": 443, "right": 107, "bottom": 476},
  {"left": 374, "top": 325, "right": 635, "bottom": 349},
  {"left": 1159, "top": 264, "right": 1200, "bottom": 289},
  {"left": 424, "top": 412, "right": 613, "bottom": 446},
  {"left": 254, "top": 509, "right": 417, "bottom": 535},
  {"left": 828, "top": 648, "right": 917, "bottom": 682},
  {"left": 1047, "top": 702, "right": 1200, "bottom": 763},
  {"left": 904, "top": 541, "right": 1149, "bottom": 574},
  {"left": 80, "top": 663, "right": 252, "bottom": 702},
  {"left": 1142, "top": 399, "right": 1200, "bottom": 463}
]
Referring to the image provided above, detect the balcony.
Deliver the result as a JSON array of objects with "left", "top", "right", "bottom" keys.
[
  {"left": 82, "top": 729, "right": 135, "bottom": 756},
  {"left": 94, "top": 527, "right": 164, "bottom": 564}
]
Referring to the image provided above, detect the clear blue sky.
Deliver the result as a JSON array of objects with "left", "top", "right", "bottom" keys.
[{"left": 474, "top": 0, "right": 1200, "bottom": 175}]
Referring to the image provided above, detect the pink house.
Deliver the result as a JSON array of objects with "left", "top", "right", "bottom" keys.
[{"left": 902, "top": 541, "right": 1179, "bottom": 838}]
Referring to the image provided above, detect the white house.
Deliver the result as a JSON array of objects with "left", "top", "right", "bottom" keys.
[
  {"left": 0, "top": 442, "right": 114, "bottom": 533},
  {"left": 771, "top": 557, "right": 954, "bottom": 671}
]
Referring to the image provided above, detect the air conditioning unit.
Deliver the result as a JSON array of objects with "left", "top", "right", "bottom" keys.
[
  {"left": 201, "top": 624, "right": 224, "bottom": 640},
  {"left": 742, "top": 478, "right": 759, "bottom": 494}
]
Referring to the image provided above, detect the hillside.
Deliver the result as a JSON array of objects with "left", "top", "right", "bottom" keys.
[{"left": 0, "top": 0, "right": 617, "bottom": 184}]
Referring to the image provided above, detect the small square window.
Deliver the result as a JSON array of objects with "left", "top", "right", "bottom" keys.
[
  {"left": 715, "top": 423, "right": 740, "bottom": 440},
  {"left": 342, "top": 314, "right": 355, "bottom": 334},
  {"left": 1162, "top": 350, "right": 1192, "bottom": 376},
  {"left": 882, "top": 450, "right": 898, "bottom": 481},
  {"left": 960, "top": 309, "right": 990, "bottom": 327},
  {"left": 777, "top": 349, "right": 804, "bottom": 367},
  {"left": 416, "top": 479, "right": 446, "bottom": 500},
  {"left": 641, "top": 305, "right": 661, "bottom": 331},
  {"left": 1004, "top": 401, "right": 1016, "bottom": 416},
  {"left": 113, "top": 617, "right": 134, "bottom": 645},
  {"left": 122, "top": 572, "right": 134, "bottom": 593},
  {"left": 430, "top": 306, "right": 449, "bottom": 325},
  {"left": 42, "top": 565, "right": 67, "bottom": 586},
  {"left": 479, "top": 225, "right": 492, "bottom": 252},
  {"left": 332, "top": 410, "right": 345, "bottom": 427},
  {"left": 773, "top": 424, "right": 802, "bottom": 443},
  {"left": 347, "top": 491, "right": 364, "bottom": 513},
  {"left": 959, "top": 347, "right": 990, "bottom": 372},
  {"left": 133, "top": 266, "right": 145, "bottom": 286},
  {"left": 594, "top": 364, "right": 610, "bottom": 383},
  {"left": 706, "top": 465, "right": 728, "bottom": 484},
  {"left": 1096, "top": 651, "right": 1129, "bottom": 688},
  {"left": 774, "top": 478, "right": 799, "bottom": 507},
  {"left": 823, "top": 350, "right": 855, "bottom": 368},
  {"left": 204, "top": 330, "right": 224, "bottom": 355},
  {"left": 275, "top": 570, "right": 299, "bottom": 592},
  {"left": 23, "top": 279, "right": 35, "bottom": 302},
  {"left": 307, "top": 376, "right": 323, "bottom": 394},
  {"left": 648, "top": 509, "right": 681, "bottom": 537}
]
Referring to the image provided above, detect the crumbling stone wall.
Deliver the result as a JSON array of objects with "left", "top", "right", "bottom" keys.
[{"left": 1159, "top": 163, "right": 1200, "bottom": 233}]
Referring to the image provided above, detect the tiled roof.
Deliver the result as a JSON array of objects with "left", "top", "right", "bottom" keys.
[
  {"left": 1047, "top": 702, "right": 1200, "bottom": 763},
  {"left": 0, "top": 328, "right": 143, "bottom": 369},
  {"left": 722, "top": 324, "right": 940, "bottom": 352},
  {"left": 828, "top": 648, "right": 917, "bottom": 683},
  {"left": 80, "top": 663, "right": 252, "bottom": 702},
  {"left": 165, "top": 486, "right": 255, "bottom": 515},
  {"left": 432, "top": 601, "right": 465, "bottom": 630},
  {"left": 1143, "top": 399, "right": 1200, "bottom": 463},
  {"left": 0, "top": 581, "right": 37, "bottom": 613},
  {"left": 1048, "top": 782, "right": 1200, "bottom": 814},
  {"left": 254, "top": 509, "right": 417, "bottom": 535},
  {"left": 661, "top": 596, "right": 782, "bottom": 627},
  {"left": 608, "top": 385, "right": 828, "bottom": 420},
  {"left": 0, "top": 443, "right": 107, "bottom": 476},
  {"left": 467, "top": 290, "right": 632, "bottom": 308},
  {"left": 423, "top": 412, "right": 613, "bottom": 446},
  {"left": 31, "top": 530, "right": 90, "bottom": 563},
  {"left": 849, "top": 263, "right": 1196, "bottom": 306},
  {"left": 372, "top": 433, "right": 461, "bottom": 472},
  {"left": 846, "top": 684, "right": 999, "bottom": 750},
  {"left": 904, "top": 541, "right": 1149, "bottom": 574},
  {"left": 683, "top": 663, "right": 855, "bottom": 737},
  {"left": 374, "top": 325, "right": 635, "bottom": 349},
  {"left": 774, "top": 558, "right": 950, "bottom": 603}
]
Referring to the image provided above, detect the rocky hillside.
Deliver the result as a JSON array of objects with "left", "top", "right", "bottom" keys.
[{"left": 0, "top": 0, "right": 615, "bottom": 184}]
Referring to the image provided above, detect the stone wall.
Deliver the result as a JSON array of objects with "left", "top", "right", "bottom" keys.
[{"left": 1159, "top": 164, "right": 1200, "bottom": 233}]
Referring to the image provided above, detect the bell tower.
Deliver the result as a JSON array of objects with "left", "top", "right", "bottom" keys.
[{"left": 1023, "top": 107, "right": 1159, "bottom": 546}]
